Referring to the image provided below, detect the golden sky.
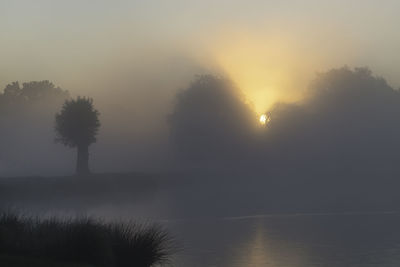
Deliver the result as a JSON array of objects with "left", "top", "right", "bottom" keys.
[{"left": 1, "top": 0, "right": 400, "bottom": 113}]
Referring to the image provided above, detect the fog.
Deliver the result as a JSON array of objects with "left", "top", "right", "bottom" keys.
[
  {"left": 2, "top": 66, "right": 400, "bottom": 178},
  {"left": 1, "top": 0, "right": 400, "bottom": 220},
  {"left": 1, "top": 65, "right": 400, "bottom": 217},
  {"left": 2, "top": 1, "right": 400, "bottom": 178},
  {"left": 5, "top": 2, "right": 400, "bottom": 267}
]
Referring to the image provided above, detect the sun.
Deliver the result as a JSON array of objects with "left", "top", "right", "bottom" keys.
[{"left": 259, "top": 114, "right": 267, "bottom": 125}]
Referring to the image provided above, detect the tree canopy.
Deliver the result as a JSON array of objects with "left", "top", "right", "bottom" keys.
[
  {"left": 0, "top": 80, "right": 69, "bottom": 109},
  {"left": 169, "top": 75, "right": 257, "bottom": 160},
  {"left": 55, "top": 97, "right": 100, "bottom": 148}
]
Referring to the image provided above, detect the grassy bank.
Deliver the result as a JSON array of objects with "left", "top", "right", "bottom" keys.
[{"left": 0, "top": 211, "right": 175, "bottom": 267}]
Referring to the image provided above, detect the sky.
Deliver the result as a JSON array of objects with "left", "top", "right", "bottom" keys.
[{"left": 1, "top": 0, "right": 400, "bottom": 114}]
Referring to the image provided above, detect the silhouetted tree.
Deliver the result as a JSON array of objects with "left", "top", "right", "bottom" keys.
[
  {"left": 0, "top": 81, "right": 69, "bottom": 175},
  {"left": 263, "top": 66, "right": 400, "bottom": 167},
  {"left": 0, "top": 80, "right": 69, "bottom": 112},
  {"left": 169, "top": 75, "right": 257, "bottom": 161},
  {"left": 55, "top": 97, "right": 100, "bottom": 175},
  {"left": 1, "top": 80, "right": 68, "bottom": 103}
]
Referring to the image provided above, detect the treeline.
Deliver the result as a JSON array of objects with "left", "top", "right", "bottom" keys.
[{"left": 3, "top": 67, "right": 400, "bottom": 176}]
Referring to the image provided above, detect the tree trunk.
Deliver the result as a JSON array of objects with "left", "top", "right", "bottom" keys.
[{"left": 76, "top": 145, "right": 90, "bottom": 175}]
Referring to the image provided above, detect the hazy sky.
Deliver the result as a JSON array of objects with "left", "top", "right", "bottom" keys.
[{"left": 1, "top": 0, "right": 400, "bottom": 113}]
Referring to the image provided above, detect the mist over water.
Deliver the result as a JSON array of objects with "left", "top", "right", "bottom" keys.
[{"left": 3, "top": 67, "right": 400, "bottom": 213}]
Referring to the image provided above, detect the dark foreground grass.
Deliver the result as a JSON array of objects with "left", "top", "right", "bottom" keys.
[
  {"left": 0, "top": 211, "right": 175, "bottom": 267},
  {"left": 0, "top": 254, "right": 94, "bottom": 267}
]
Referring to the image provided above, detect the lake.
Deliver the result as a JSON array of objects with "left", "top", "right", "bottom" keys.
[
  {"left": 2, "top": 174, "right": 400, "bottom": 266},
  {"left": 166, "top": 212, "right": 400, "bottom": 267}
]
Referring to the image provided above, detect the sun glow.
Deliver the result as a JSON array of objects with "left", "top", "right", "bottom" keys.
[
  {"left": 259, "top": 114, "right": 267, "bottom": 125},
  {"left": 211, "top": 32, "right": 310, "bottom": 113}
]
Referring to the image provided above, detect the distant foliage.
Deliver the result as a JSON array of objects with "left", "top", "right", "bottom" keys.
[
  {"left": 0, "top": 81, "right": 69, "bottom": 111},
  {"left": 263, "top": 66, "right": 400, "bottom": 168},
  {"left": 0, "top": 80, "right": 70, "bottom": 175},
  {"left": 55, "top": 97, "right": 100, "bottom": 148},
  {"left": 169, "top": 75, "right": 257, "bottom": 160}
]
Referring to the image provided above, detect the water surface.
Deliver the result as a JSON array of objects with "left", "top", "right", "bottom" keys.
[{"left": 166, "top": 212, "right": 400, "bottom": 267}]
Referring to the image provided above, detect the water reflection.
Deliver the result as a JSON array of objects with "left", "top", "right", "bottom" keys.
[
  {"left": 167, "top": 213, "right": 400, "bottom": 267},
  {"left": 232, "top": 220, "right": 272, "bottom": 266}
]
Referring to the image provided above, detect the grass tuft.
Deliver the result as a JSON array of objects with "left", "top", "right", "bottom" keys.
[{"left": 0, "top": 211, "right": 175, "bottom": 267}]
